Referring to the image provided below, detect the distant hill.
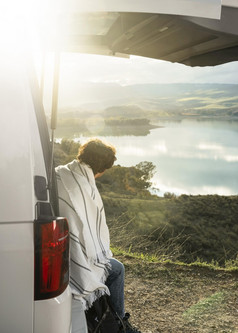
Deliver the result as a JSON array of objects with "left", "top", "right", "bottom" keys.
[{"left": 59, "top": 83, "right": 238, "bottom": 119}]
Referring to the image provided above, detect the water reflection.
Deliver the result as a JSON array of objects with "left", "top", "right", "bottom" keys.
[{"left": 73, "top": 119, "right": 238, "bottom": 196}]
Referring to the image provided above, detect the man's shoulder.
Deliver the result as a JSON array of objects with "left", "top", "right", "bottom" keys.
[{"left": 55, "top": 160, "right": 77, "bottom": 173}]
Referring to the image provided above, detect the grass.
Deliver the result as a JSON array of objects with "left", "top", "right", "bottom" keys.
[
  {"left": 111, "top": 246, "right": 238, "bottom": 272},
  {"left": 182, "top": 292, "right": 225, "bottom": 321}
]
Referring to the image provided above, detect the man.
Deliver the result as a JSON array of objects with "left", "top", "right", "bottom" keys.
[{"left": 56, "top": 138, "right": 141, "bottom": 333}]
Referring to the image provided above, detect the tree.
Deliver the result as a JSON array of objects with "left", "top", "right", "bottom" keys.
[
  {"left": 135, "top": 161, "right": 156, "bottom": 183},
  {"left": 60, "top": 138, "right": 80, "bottom": 155},
  {"left": 54, "top": 139, "right": 81, "bottom": 166},
  {"left": 97, "top": 162, "right": 156, "bottom": 194}
]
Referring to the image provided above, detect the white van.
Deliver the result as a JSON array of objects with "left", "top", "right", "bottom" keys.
[{"left": 0, "top": 46, "right": 72, "bottom": 332}]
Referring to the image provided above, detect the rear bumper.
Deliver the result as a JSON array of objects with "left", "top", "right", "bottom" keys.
[{"left": 34, "top": 286, "right": 72, "bottom": 333}]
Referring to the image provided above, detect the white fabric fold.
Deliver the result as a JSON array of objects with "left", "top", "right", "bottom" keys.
[{"left": 55, "top": 160, "right": 112, "bottom": 309}]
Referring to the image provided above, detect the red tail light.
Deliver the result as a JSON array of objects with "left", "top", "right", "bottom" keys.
[{"left": 34, "top": 217, "right": 69, "bottom": 300}]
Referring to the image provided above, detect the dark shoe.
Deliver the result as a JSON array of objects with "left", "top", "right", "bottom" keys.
[{"left": 123, "top": 313, "right": 141, "bottom": 333}]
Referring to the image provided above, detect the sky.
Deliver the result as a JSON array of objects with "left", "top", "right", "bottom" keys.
[
  {"left": 57, "top": 53, "right": 238, "bottom": 86},
  {"left": 40, "top": 52, "right": 238, "bottom": 109}
]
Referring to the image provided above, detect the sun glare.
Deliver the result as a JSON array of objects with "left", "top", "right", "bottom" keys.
[{"left": 0, "top": 0, "right": 61, "bottom": 65}]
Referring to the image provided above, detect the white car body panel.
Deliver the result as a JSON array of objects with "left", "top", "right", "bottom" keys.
[
  {"left": 34, "top": 287, "right": 72, "bottom": 333},
  {"left": 0, "top": 60, "right": 35, "bottom": 222},
  {"left": 0, "top": 222, "right": 34, "bottom": 333},
  {"left": 0, "top": 50, "right": 72, "bottom": 332}
]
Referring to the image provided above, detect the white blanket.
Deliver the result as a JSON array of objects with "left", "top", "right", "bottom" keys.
[{"left": 55, "top": 160, "right": 112, "bottom": 309}]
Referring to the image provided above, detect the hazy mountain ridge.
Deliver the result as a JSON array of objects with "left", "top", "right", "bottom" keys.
[{"left": 59, "top": 83, "right": 238, "bottom": 118}]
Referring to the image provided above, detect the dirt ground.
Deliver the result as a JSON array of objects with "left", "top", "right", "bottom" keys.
[{"left": 116, "top": 255, "right": 238, "bottom": 333}]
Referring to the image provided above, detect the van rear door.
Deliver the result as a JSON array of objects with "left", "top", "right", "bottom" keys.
[
  {"left": 0, "top": 46, "right": 71, "bottom": 332},
  {"left": 0, "top": 53, "right": 40, "bottom": 333}
]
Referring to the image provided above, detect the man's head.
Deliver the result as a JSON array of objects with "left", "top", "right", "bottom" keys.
[{"left": 77, "top": 138, "right": 116, "bottom": 175}]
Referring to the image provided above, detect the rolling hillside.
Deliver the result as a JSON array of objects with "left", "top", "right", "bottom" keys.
[{"left": 58, "top": 83, "right": 238, "bottom": 119}]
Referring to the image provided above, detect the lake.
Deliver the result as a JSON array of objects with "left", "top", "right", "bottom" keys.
[{"left": 71, "top": 119, "right": 238, "bottom": 197}]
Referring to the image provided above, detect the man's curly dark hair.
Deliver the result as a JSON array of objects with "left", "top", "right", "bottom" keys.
[{"left": 77, "top": 138, "right": 116, "bottom": 175}]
